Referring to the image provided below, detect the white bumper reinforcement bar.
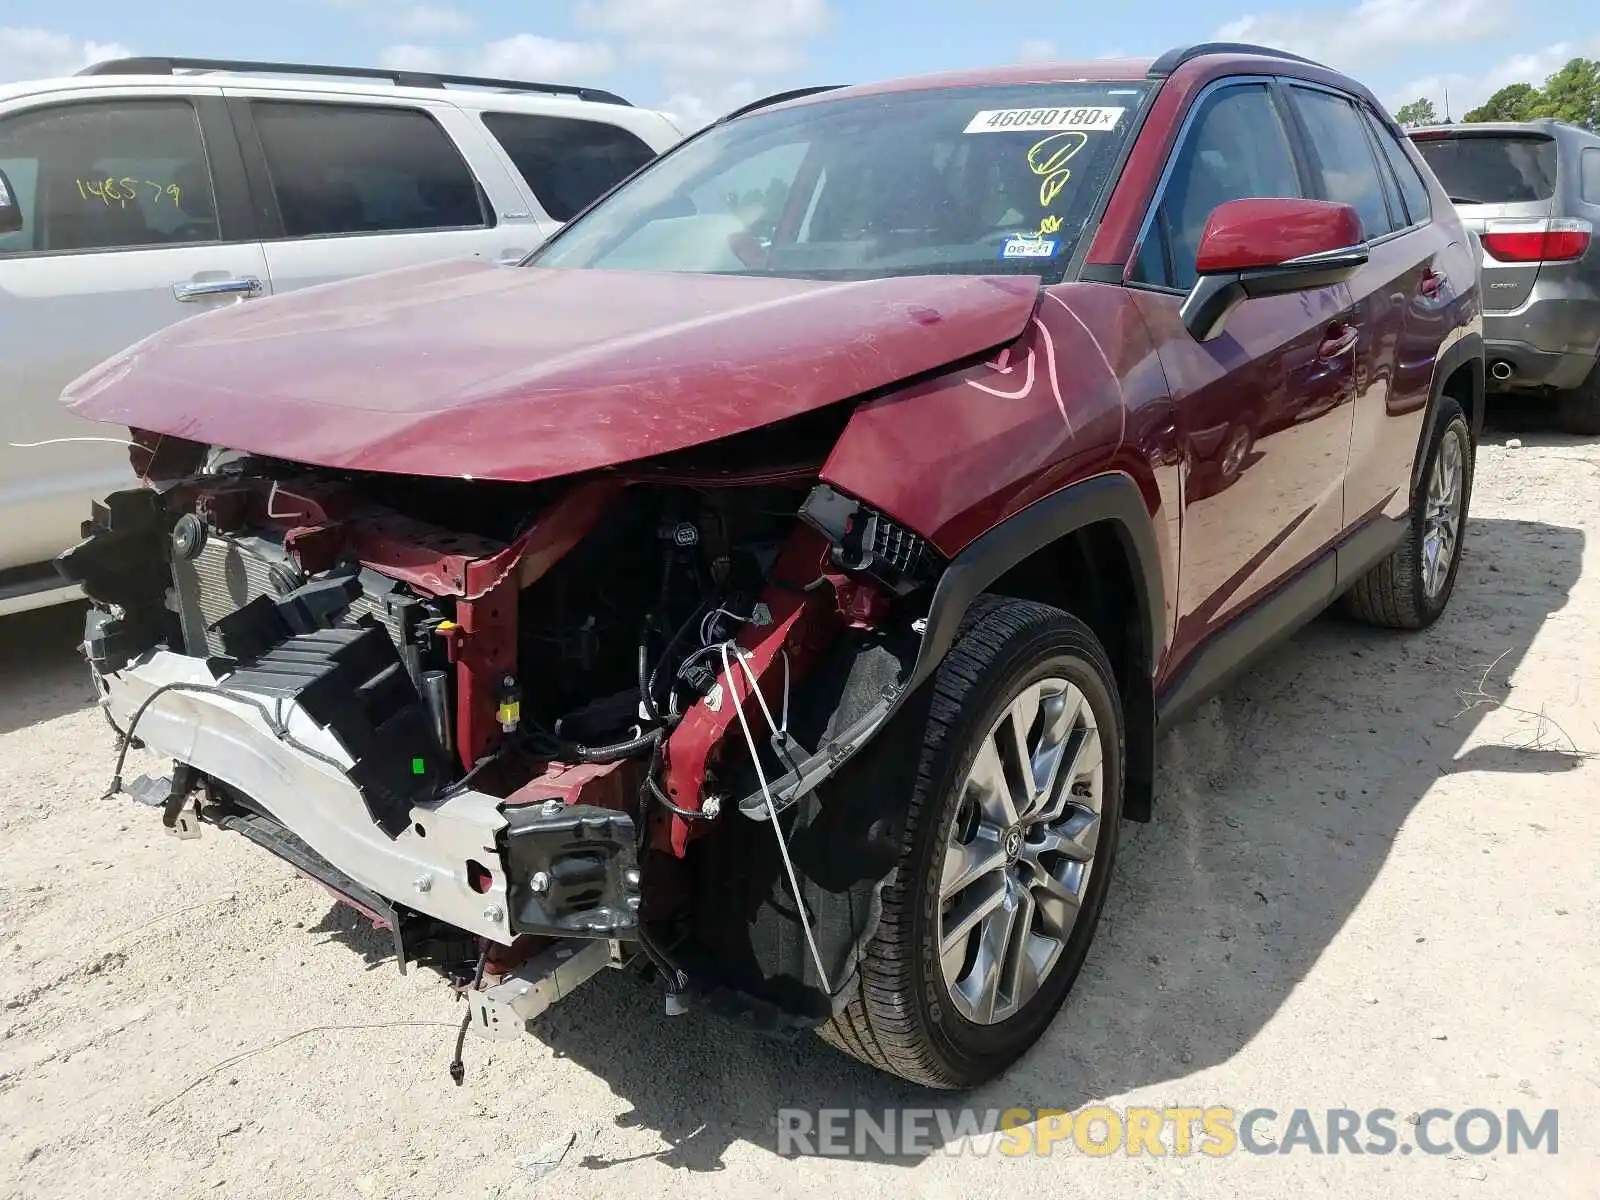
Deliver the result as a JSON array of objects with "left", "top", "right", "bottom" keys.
[{"left": 102, "top": 649, "right": 516, "bottom": 944}]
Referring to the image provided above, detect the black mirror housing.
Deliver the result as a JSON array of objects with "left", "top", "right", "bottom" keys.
[{"left": 1181, "top": 244, "right": 1370, "bottom": 342}]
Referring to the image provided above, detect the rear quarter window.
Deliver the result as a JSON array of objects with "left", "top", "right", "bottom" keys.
[
  {"left": 0, "top": 158, "right": 37, "bottom": 252},
  {"left": 1412, "top": 135, "right": 1557, "bottom": 204},
  {"left": 482, "top": 112, "right": 657, "bottom": 222}
]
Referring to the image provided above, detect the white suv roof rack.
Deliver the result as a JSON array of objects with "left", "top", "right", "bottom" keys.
[{"left": 77, "top": 56, "right": 633, "bottom": 107}]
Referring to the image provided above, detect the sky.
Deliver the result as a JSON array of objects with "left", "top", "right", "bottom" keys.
[{"left": 0, "top": 0, "right": 1595, "bottom": 127}]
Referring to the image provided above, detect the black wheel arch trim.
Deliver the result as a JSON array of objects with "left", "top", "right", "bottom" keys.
[
  {"left": 910, "top": 472, "right": 1165, "bottom": 700},
  {"left": 1414, "top": 331, "right": 1484, "bottom": 502},
  {"left": 737, "top": 472, "right": 1165, "bottom": 820}
]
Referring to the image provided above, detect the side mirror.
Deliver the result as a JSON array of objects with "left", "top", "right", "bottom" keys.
[
  {"left": 0, "top": 167, "right": 21, "bottom": 236},
  {"left": 1181, "top": 198, "right": 1369, "bottom": 341}
]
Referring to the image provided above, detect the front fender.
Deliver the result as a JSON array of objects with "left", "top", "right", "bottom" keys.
[{"left": 819, "top": 285, "right": 1146, "bottom": 554}]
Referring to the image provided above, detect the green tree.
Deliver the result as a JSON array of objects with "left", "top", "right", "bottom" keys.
[
  {"left": 1394, "top": 97, "right": 1440, "bottom": 127},
  {"left": 1536, "top": 57, "right": 1600, "bottom": 130},
  {"left": 1464, "top": 82, "right": 1541, "bottom": 123}
]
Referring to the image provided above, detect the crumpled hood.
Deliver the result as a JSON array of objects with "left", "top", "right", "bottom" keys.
[{"left": 64, "top": 260, "right": 1042, "bottom": 482}]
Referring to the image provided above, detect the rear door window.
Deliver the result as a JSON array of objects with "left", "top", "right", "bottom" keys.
[
  {"left": 1288, "top": 87, "right": 1395, "bottom": 238},
  {"left": 0, "top": 99, "right": 219, "bottom": 255},
  {"left": 250, "top": 101, "right": 488, "bottom": 238},
  {"left": 0, "top": 158, "right": 37, "bottom": 253},
  {"left": 482, "top": 112, "right": 656, "bottom": 222},
  {"left": 1411, "top": 135, "right": 1557, "bottom": 204},
  {"left": 1365, "top": 112, "right": 1432, "bottom": 225}
]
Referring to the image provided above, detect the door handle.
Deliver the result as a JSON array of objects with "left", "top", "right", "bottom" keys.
[
  {"left": 496, "top": 250, "right": 529, "bottom": 266},
  {"left": 172, "top": 276, "right": 263, "bottom": 302},
  {"left": 1318, "top": 323, "right": 1359, "bottom": 359}
]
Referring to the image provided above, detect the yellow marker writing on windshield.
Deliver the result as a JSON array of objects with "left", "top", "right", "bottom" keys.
[{"left": 1027, "top": 131, "right": 1088, "bottom": 208}]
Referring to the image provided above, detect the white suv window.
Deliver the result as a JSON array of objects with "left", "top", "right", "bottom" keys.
[
  {"left": 0, "top": 100, "right": 219, "bottom": 255},
  {"left": 481, "top": 112, "right": 656, "bottom": 222},
  {"left": 251, "top": 101, "right": 488, "bottom": 238}
]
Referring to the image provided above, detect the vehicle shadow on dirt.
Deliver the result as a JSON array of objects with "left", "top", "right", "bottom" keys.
[
  {"left": 0, "top": 602, "right": 95, "bottom": 738},
  {"left": 314, "top": 516, "right": 1584, "bottom": 1171}
]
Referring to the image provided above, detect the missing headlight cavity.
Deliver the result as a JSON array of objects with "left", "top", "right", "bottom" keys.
[{"left": 800, "top": 483, "right": 945, "bottom": 596}]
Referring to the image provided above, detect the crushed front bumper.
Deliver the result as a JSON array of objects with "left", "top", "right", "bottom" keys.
[{"left": 102, "top": 648, "right": 517, "bottom": 945}]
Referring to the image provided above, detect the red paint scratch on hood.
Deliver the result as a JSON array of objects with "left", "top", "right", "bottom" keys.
[{"left": 63, "top": 260, "right": 1042, "bottom": 483}]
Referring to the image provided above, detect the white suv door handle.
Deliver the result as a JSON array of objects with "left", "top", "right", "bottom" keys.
[
  {"left": 172, "top": 276, "right": 264, "bottom": 302},
  {"left": 496, "top": 250, "right": 529, "bottom": 266}
]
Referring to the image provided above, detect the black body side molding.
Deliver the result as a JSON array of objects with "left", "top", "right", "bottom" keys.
[{"left": 1415, "top": 332, "right": 1486, "bottom": 504}]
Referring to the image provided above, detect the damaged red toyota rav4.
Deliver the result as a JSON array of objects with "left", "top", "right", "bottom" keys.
[{"left": 59, "top": 44, "right": 1483, "bottom": 1089}]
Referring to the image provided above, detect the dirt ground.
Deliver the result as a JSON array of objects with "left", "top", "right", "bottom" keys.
[{"left": 2, "top": 413, "right": 1597, "bottom": 1200}]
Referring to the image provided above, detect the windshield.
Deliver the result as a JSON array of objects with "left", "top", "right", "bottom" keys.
[{"left": 528, "top": 82, "right": 1150, "bottom": 282}]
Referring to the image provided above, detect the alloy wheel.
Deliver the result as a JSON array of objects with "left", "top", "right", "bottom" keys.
[
  {"left": 937, "top": 676, "right": 1104, "bottom": 1025},
  {"left": 1422, "top": 427, "right": 1465, "bottom": 599}
]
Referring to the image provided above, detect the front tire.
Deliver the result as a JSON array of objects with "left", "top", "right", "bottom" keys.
[
  {"left": 820, "top": 596, "right": 1124, "bottom": 1089},
  {"left": 1343, "top": 397, "right": 1473, "bottom": 629}
]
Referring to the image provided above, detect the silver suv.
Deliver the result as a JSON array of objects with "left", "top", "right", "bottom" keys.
[
  {"left": 0, "top": 56, "right": 683, "bottom": 616},
  {"left": 1411, "top": 119, "right": 1600, "bottom": 433}
]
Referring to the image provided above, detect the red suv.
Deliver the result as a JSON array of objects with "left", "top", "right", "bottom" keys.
[{"left": 59, "top": 42, "right": 1483, "bottom": 1089}]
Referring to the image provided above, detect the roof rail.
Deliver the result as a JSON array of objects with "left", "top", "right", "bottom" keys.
[
  {"left": 1147, "top": 42, "right": 1326, "bottom": 77},
  {"left": 75, "top": 56, "right": 632, "bottom": 106},
  {"left": 716, "top": 85, "right": 847, "bottom": 124}
]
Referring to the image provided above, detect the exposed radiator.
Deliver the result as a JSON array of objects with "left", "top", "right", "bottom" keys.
[
  {"left": 171, "top": 530, "right": 421, "bottom": 681},
  {"left": 172, "top": 533, "right": 302, "bottom": 658}
]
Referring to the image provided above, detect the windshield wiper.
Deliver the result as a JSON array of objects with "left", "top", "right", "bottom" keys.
[{"left": 1447, "top": 195, "right": 1485, "bottom": 205}]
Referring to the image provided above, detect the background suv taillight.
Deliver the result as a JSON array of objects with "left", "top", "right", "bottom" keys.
[{"left": 1480, "top": 218, "right": 1593, "bottom": 264}]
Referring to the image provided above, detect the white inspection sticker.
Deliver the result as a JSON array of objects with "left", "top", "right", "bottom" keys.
[
  {"left": 1000, "top": 236, "right": 1059, "bottom": 260},
  {"left": 0, "top": 175, "right": 9, "bottom": 207},
  {"left": 965, "top": 106, "right": 1126, "bottom": 134}
]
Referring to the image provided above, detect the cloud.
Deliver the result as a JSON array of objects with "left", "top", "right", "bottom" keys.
[
  {"left": 577, "top": 0, "right": 827, "bottom": 56},
  {"left": 393, "top": 5, "right": 475, "bottom": 38},
  {"left": 1018, "top": 39, "right": 1058, "bottom": 64},
  {"left": 577, "top": 0, "right": 830, "bottom": 121},
  {"left": 472, "top": 34, "right": 616, "bottom": 82},
  {"left": 1215, "top": 0, "right": 1505, "bottom": 68},
  {"left": 0, "top": 26, "right": 130, "bottom": 83},
  {"left": 1389, "top": 38, "right": 1600, "bottom": 116},
  {"left": 377, "top": 34, "right": 617, "bottom": 87},
  {"left": 659, "top": 80, "right": 763, "bottom": 131},
  {"left": 377, "top": 43, "right": 447, "bottom": 73}
]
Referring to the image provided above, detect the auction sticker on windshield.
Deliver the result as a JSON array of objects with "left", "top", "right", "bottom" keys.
[{"left": 965, "top": 107, "right": 1125, "bottom": 133}]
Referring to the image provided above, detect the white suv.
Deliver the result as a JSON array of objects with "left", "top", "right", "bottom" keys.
[{"left": 0, "top": 56, "right": 684, "bottom": 615}]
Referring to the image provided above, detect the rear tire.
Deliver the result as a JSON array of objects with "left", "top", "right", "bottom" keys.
[
  {"left": 819, "top": 595, "right": 1124, "bottom": 1089},
  {"left": 1343, "top": 398, "right": 1473, "bottom": 630},
  {"left": 1556, "top": 361, "right": 1600, "bottom": 436}
]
